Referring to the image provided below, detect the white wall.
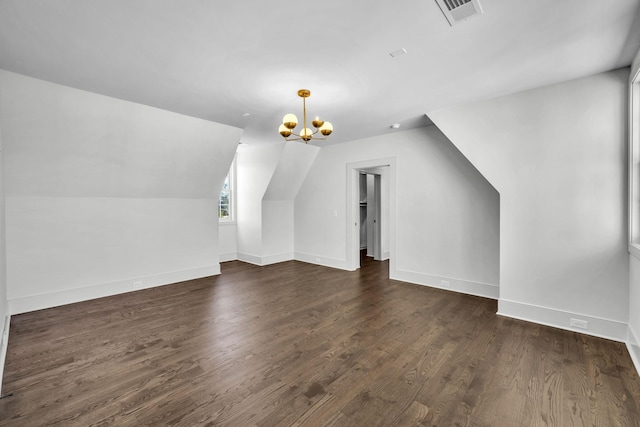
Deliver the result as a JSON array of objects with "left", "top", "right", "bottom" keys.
[
  {"left": 263, "top": 143, "right": 320, "bottom": 202},
  {"left": 0, "top": 71, "right": 242, "bottom": 313},
  {"left": 219, "top": 223, "right": 238, "bottom": 262},
  {"left": 219, "top": 155, "right": 238, "bottom": 263},
  {"left": 263, "top": 143, "right": 319, "bottom": 264},
  {"left": 261, "top": 200, "right": 294, "bottom": 264},
  {"left": 236, "top": 142, "right": 284, "bottom": 263},
  {"left": 295, "top": 125, "right": 500, "bottom": 298},
  {"left": 430, "top": 68, "right": 629, "bottom": 341},
  {"left": 237, "top": 141, "right": 319, "bottom": 265},
  {"left": 0, "top": 106, "right": 8, "bottom": 392}
]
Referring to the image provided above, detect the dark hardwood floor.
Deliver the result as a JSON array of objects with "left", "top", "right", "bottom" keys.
[{"left": 1, "top": 254, "right": 639, "bottom": 426}]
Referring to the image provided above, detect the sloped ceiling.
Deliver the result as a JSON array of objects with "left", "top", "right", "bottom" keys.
[{"left": 0, "top": 0, "right": 639, "bottom": 145}]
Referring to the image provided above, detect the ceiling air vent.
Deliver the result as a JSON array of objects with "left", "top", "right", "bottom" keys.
[{"left": 435, "top": 0, "right": 483, "bottom": 26}]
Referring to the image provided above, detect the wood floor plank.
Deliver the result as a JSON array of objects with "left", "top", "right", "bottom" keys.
[{"left": 1, "top": 255, "right": 640, "bottom": 426}]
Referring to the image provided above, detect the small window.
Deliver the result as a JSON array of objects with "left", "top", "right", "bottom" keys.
[{"left": 219, "top": 157, "right": 236, "bottom": 222}]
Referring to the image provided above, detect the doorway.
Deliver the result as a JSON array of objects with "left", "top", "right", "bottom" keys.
[
  {"left": 346, "top": 157, "right": 396, "bottom": 271},
  {"left": 359, "top": 172, "right": 382, "bottom": 261}
]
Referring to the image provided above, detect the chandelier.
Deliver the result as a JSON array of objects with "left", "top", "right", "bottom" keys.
[{"left": 278, "top": 89, "right": 333, "bottom": 143}]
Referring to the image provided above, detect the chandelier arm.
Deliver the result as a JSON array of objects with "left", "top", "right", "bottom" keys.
[{"left": 285, "top": 131, "right": 303, "bottom": 142}]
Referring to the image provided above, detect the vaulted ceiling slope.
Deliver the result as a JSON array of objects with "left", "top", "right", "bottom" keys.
[{"left": 1, "top": 0, "right": 639, "bottom": 145}]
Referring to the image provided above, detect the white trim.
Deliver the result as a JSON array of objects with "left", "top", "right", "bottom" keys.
[
  {"left": 261, "top": 252, "right": 293, "bottom": 266},
  {"left": 629, "top": 66, "right": 640, "bottom": 247},
  {"left": 219, "top": 252, "right": 238, "bottom": 262},
  {"left": 294, "top": 252, "right": 353, "bottom": 271},
  {"left": 237, "top": 252, "right": 293, "bottom": 266},
  {"left": 392, "top": 268, "right": 499, "bottom": 299},
  {"left": 382, "top": 250, "right": 390, "bottom": 261},
  {"left": 0, "top": 314, "right": 9, "bottom": 395},
  {"left": 498, "top": 299, "right": 628, "bottom": 342},
  {"left": 236, "top": 252, "right": 262, "bottom": 265},
  {"left": 628, "top": 324, "right": 640, "bottom": 377},
  {"left": 628, "top": 52, "right": 640, "bottom": 377},
  {"left": 8, "top": 265, "right": 220, "bottom": 315}
]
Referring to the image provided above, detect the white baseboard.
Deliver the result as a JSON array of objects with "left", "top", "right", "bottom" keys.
[
  {"left": 0, "top": 314, "right": 9, "bottom": 395},
  {"left": 628, "top": 325, "right": 640, "bottom": 377},
  {"left": 294, "top": 252, "right": 353, "bottom": 271},
  {"left": 236, "top": 252, "right": 262, "bottom": 265},
  {"left": 262, "top": 252, "right": 293, "bottom": 265},
  {"left": 391, "top": 268, "right": 499, "bottom": 300},
  {"left": 498, "top": 299, "right": 628, "bottom": 343},
  {"left": 8, "top": 264, "right": 221, "bottom": 315},
  {"left": 219, "top": 252, "right": 237, "bottom": 262},
  {"left": 237, "top": 252, "right": 294, "bottom": 266}
]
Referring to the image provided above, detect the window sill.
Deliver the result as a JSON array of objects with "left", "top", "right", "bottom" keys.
[
  {"left": 630, "top": 243, "right": 640, "bottom": 260},
  {"left": 219, "top": 220, "right": 236, "bottom": 226}
]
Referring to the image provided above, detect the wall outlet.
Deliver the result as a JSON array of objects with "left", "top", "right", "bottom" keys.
[
  {"left": 133, "top": 281, "right": 143, "bottom": 289},
  {"left": 570, "top": 318, "right": 588, "bottom": 329},
  {"left": 441, "top": 280, "right": 450, "bottom": 288}
]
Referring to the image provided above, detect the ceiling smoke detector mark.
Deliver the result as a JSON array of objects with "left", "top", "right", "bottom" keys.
[
  {"left": 435, "top": 0, "right": 483, "bottom": 26},
  {"left": 389, "top": 48, "right": 407, "bottom": 58}
]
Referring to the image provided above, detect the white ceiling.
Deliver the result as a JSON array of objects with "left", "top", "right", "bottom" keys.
[{"left": 1, "top": 0, "right": 639, "bottom": 145}]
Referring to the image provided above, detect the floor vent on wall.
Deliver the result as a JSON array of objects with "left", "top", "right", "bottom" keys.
[{"left": 435, "top": 0, "right": 483, "bottom": 26}]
